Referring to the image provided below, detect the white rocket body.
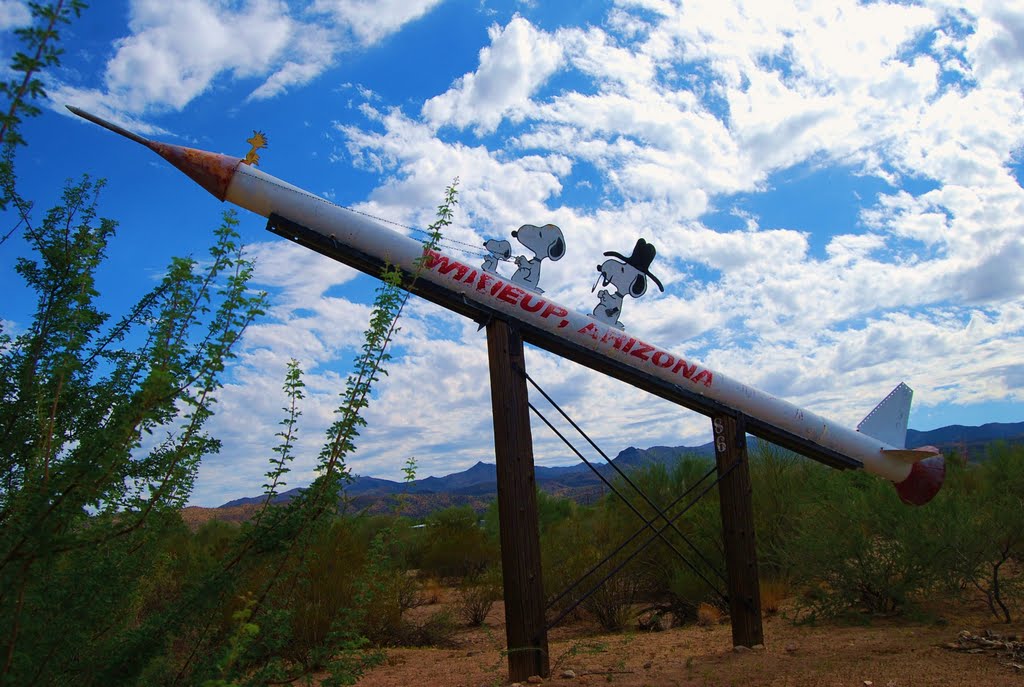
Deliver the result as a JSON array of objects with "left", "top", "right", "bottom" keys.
[
  {"left": 228, "top": 165, "right": 929, "bottom": 483},
  {"left": 66, "top": 106, "right": 945, "bottom": 505}
]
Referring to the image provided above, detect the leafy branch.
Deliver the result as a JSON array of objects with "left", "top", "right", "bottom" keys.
[
  {"left": 0, "top": 0, "right": 88, "bottom": 216},
  {"left": 193, "top": 179, "right": 460, "bottom": 685}
]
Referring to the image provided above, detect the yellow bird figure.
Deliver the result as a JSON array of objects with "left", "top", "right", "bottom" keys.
[{"left": 242, "top": 130, "right": 268, "bottom": 166}]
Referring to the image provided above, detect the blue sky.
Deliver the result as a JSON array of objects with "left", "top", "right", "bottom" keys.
[{"left": 1, "top": 0, "right": 1022, "bottom": 506}]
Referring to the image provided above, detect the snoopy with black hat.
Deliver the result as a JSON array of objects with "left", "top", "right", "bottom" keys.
[{"left": 590, "top": 238, "right": 664, "bottom": 330}]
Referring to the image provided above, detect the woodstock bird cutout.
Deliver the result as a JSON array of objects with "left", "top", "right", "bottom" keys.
[
  {"left": 591, "top": 238, "right": 664, "bottom": 330},
  {"left": 242, "top": 131, "right": 268, "bottom": 166}
]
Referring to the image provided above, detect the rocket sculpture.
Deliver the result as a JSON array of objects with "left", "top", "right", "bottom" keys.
[{"left": 67, "top": 106, "right": 945, "bottom": 506}]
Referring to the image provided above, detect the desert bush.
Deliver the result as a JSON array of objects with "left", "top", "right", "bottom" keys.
[
  {"left": 456, "top": 566, "right": 503, "bottom": 626},
  {"left": 604, "top": 459, "right": 726, "bottom": 624},
  {"left": 547, "top": 504, "right": 644, "bottom": 631},
  {"left": 394, "top": 609, "right": 458, "bottom": 647},
  {"left": 417, "top": 505, "right": 497, "bottom": 579},
  {"left": 584, "top": 572, "right": 641, "bottom": 632},
  {"left": 940, "top": 443, "right": 1024, "bottom": 622},
  {"left": 782, "top": 469, "right": 951, "bottom": 621},
  {"left": 661, "top": 563, "right": 723, "bottom": 624},
  {"left": 749, "top": 441, "right": 830, "bottom": 576},
  {"left": 540, "top": 457, "right": 729, "bottom": 630},
  {"left": 278, "top": 519, "right": 367, "bottom": 664},
  {"left": 483, "top": 487, "right": 577, "bottom": 541},
  {"left": 541, "top": 506, "right": 596, "bottom": 621}
]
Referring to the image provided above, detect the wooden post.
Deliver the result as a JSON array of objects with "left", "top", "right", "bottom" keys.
[
  {"left": 712, "top": 412, "right": 764, "bottom": 648},
  {"left": 486, "top": 318, "right": 550, "bottom": 681}
]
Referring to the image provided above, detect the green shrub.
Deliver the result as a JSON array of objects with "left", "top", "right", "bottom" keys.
[
  {"left": 456, "top": 566, "right": 503, "bottom": 626},
  {"left": 782, "top": 470, "right": 946, "bottom": 621},
  {"left": 396, "top": 609, "right": 458, "bottom": 647},
  {"left": 418, "top": 506, "right": 497, "bottom": 579},
  {"left": 583, "top": 572, "right": 640, "bottom": 632}
]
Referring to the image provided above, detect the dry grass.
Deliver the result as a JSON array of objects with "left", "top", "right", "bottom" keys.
[
  {"left": 697, "top": 602, "right": 724, "bottom": 626},
  {"left": 760, "top": 578, "right": 790, "bottom": 616},
  {"left": 419, "top": 576, "right": 445, "bottom": 605}
]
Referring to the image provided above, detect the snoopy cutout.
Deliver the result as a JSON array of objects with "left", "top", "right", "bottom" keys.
[
  {"left": 481, "top": 239, "right": 512, "bottom": 273},
  {"left": 591, "top": 238, "right": 664, "bottom": 330},
  {"left": 508, "top": 223, "right": 565, "bottom": 294}
]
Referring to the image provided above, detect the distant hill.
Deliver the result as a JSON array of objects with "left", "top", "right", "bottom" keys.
[
  {"left": 206, "top": 421, "right": 1023, "bottom": 521},
  {"left": 906, "top": 421, "right": 1024, "bottom": 459},
  {"left": 216, "top": 442, "right": 715, "bottom": 516}
]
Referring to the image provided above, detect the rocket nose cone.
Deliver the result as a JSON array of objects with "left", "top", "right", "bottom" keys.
[
  {"left": 894, "top": 455, "right": 945, "bottom": 506},
  {"left": 66, "top": 105, "right": 243, "bottom": 202},
  {"left": 147, "top": 141, "right": 243, "bottom": 202}
]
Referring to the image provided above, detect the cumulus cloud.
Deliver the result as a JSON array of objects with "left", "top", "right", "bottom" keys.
[
  {"left": 107, "top": 0, "right": 296, "bottom": 110},
  {"left": 336, "top": 4, "right": 1022, "bottom": 422},
  {"left": 0, "top": 0, "right": 29, "bottom": 31},
  {"left": 312, "top": 0, "right": 443, "bottom": 45},
  {"left": 422, "top": 15, "right": 565, "bottom": 133},
  {"left": 50, "top": 0, "right": 446, "bottom": 125},
  {"left": 192, "top": 1, "right": 1024, "bottom": 503}
]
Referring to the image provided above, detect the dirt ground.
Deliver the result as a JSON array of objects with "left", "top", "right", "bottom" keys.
[{"left": 350, "top": 599, "right": 1023, "bottom": 687}]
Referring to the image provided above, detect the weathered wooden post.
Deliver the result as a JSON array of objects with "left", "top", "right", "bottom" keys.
[
  {"left": 711, "top": 412, "right": 764, "bottom": 648},
  {"left": 486, "top": 318, "right": 550, "bottom": 681}
]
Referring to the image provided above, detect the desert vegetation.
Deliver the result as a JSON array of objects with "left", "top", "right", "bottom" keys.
[
  {"left": 1, "top": 4, "right": 1022, "bottom": 686},
  {"left": 7, "top": 433, "right": 1022, "bottom": 685}
]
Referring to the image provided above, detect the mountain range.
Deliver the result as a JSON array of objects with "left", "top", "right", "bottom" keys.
[{"left": 213, "top": 421, "right": 1024, "bottom": 518}]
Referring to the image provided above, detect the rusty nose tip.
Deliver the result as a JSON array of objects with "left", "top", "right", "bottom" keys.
[{"left": 66, "top": 105, "right": 243, "bottom": 202}]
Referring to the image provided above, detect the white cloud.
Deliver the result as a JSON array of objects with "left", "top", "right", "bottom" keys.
[
  {"left": 191, "top": 0, "right": 1024, "bottom": 503},
  {"left": 246, "top": 21, "right": 338, "bottom": 101},
  {"left": 0, "top": 0, "right": 29, "bottom": 31},
  {"left": 959, "top": 0, "right": 1024, "bottom": 90},
  {"left": 313, "top": 0, "right": 444, "bottom": 45},
  {"left": 337, "top": 105, "right": 571, "bottom": 235},
  {"left": 104, "top": 0, "right": 296, "bottom": 111},
  {"left": 50, "top": 0, "right": 447, "bottom": 123},
  {"left": 422, "top": 15, "right": 565, "bottom": 134}
]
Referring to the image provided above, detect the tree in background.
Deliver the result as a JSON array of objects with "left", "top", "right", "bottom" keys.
[
  {"left": 0, "top": 4, "right": 269, "bottom": 681},
  {"left": 944, "top": 444, "right": 1024, "bottom": 622}
]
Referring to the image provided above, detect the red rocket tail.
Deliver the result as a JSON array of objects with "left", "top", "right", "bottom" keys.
[
  {"left": 893, "top": 454, "right": 945, "bottom": 506},
  {"left": 66, "top": 106, "right": 242, "bottom": 201}
]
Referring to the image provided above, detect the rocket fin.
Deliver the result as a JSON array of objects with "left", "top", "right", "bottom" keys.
[
  {"left": 881, "top": 445, "right": 941, "bottom": 463},
  {"left": 857, "top": 382, "right": 913, "bottom": 448}
]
